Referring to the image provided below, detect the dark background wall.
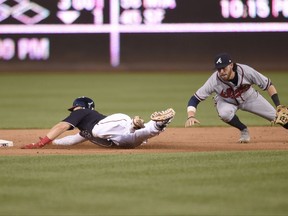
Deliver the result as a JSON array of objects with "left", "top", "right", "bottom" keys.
[
  {"left": 119, "top": 32, "right": 288, "bottom": 71},
  {"left": 0, "top": 0, "right": 287, "bottom": 72},
  {"left": 2, "top": 32, "right": 287, "bottom": 72}
]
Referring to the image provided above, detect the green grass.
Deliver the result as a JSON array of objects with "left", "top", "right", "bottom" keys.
[
  {"left": 0, "top": 72, "right": 287, "bottom": 128},
  {"left": 1, "top": 72, "right": 288, "bottom": 216},
  {"left": 1, "top": 151, "right": 288, "bottom": 216}
]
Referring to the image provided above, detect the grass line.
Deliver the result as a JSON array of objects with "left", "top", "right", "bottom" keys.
[{"left": 0, "top": 151, "right": 288, "bottom": 215}]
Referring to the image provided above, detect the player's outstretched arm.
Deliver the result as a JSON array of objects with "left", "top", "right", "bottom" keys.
[
  {"left": 186, "top": 95, "right": 202, "bottom": 127},
  {"left": 53, "top": 133, "right": 86, "bottom": 145},
  {"left": 185, "top": 108, "right": 200, "bottom": 127},
  {"left": 267, "top": 84, "right": 281, "bottom": 107},
  {"left": 21, "top": 122, "right": 71, "bottom": 149}
]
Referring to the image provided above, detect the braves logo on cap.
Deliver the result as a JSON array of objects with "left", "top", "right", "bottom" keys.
[
  {"left": 214, "top": 53, "right": 232, "bottom": 69},
  {"left": 216, "top": 58, "right": 222, "bottom": 64}
]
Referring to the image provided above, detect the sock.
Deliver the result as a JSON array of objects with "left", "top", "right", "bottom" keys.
[{"left": 226, "top": 115, "right": 247, "bottom": 131}]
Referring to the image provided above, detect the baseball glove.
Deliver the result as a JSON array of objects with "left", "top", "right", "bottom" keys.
[{"left": 274, "top": 105, "right": 288, "bottom": 126}]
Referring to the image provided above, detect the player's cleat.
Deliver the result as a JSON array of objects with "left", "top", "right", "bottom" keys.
[
  {"left": 151, "top": 108, "right": 176, "bottom": 131},
  {"left": 132, "top": 116, "right": 145, "bottom": 130},
  {"left": 239, "top": 128, "right": 250, "bottom": 143}
]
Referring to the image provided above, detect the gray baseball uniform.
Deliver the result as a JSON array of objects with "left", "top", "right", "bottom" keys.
[
  {"left": 192, "top": 63, "right": 275, "bottom": 122},
  {"left": 186, "top": 52, "right": 287, "bottom": 143}
]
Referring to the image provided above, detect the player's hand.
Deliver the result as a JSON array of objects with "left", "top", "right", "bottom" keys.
[
  {"left": 185, "top": 116, "right": 200, "bottom": 127},
  {"left": 21, "top": 136, "right": 52, "bottom": 149},
  {"left": 21, "top": 142, "right": 46, "bottom": 149}
]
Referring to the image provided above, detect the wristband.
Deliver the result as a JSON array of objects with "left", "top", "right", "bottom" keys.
[
  {"left": 187, "top": 106, "right": 197, "bottom": 113},
  {"left": 39, "top": 136, "right": 52, "bottom": 145},
  {"left": 271, "top": 94, "right": 280, "bottom": 107}
]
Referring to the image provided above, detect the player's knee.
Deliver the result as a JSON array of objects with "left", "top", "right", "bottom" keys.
[{"left": 218, "top": 110, "right": 234, "bottom": 122}]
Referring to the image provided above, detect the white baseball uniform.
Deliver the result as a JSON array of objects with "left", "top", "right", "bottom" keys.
[{"left": 53, "top": 112, "right": 162, "bottom": 148}]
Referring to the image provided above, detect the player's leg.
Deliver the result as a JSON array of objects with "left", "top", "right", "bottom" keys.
[
  {"left": 239, "top": 93, "right": 275, "bottom": 122},
  {"left": 114, "top": 120, "right": 161, "bottom": 148},
  {"left": 215, "top": 96, "right": 250, "bottom": 143},
  {"left": 215, "top": 96, "right": 246, "bottom": 129},
  {"left": 115, "top": 108, "right": 176, "bottom": 148},
  {"left": 91, "top": 112, "right": 152, "bottom": 148},
  {"left": 92, "top": 113, "right": 132, "bottom": 139},
  {"left": 240, "top": 93, "right": 288, "bottom": 130}
]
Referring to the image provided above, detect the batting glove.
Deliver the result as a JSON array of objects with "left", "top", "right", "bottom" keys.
[{"left": 21, "top": 136, "right": 52, "bottom": 149}]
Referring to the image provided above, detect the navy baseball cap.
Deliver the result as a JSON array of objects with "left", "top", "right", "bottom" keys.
[{"left": 214, "top": 53, "right": 232, "bottom": 69}]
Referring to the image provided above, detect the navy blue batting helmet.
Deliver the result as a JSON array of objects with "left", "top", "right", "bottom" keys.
[{"left": 68, "top": 96, "right": 95, "bottom": 111}]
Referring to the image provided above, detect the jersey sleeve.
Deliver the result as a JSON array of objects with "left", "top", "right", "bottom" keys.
[
  {"left": 243, "top": 65, "right": 271, "bottom": 90},
  {"left": 187, "top": 95, "right": 201, "bottom": 108},
  {"left": 62, "top": 110, "right": 88, "bottom": 128},
  {"left": 194, "top": 73, "right": 217, "bottom": 101}
]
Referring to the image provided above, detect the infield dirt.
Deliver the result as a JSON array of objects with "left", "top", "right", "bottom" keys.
[{"left": 0, "top": 127, "right": 287, "bottom": 156}]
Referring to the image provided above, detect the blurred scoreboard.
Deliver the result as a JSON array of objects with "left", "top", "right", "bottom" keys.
[{"left": 0, "top": 0, "right": 288, "bottom": 67}]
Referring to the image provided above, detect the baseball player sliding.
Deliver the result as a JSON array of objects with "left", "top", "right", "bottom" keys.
[
  {"left": 185, "top": 53, "right": 288, "bottom": 143},
  {"left": 21, "top": 96, "right": 175, "bottom": 149}
]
